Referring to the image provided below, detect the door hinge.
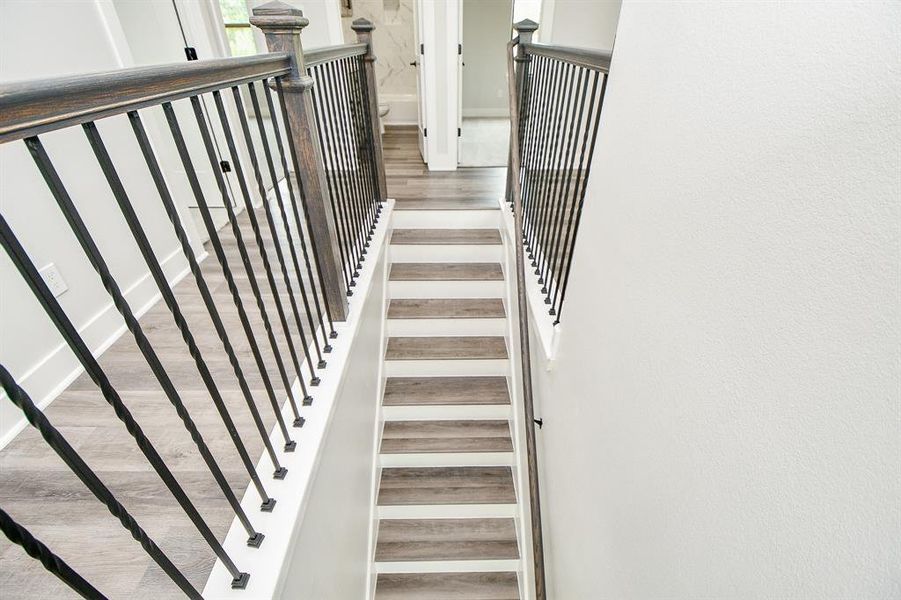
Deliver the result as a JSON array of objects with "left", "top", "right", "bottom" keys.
[
  {"left": 419, "top": 43, "right": 424, "bottom": 55},
  {"left": 220, "top": 160, "right": 232, "bottom": 173},
  {"left": 423, "top": 128, "right": 427, "bottom": 138},
  {"left": 184, "top": 47, "right": 198, "bottom": 61},
  {"left": 534, "top": 418, "right": 544, "bottom": 429},
  {"left": 457, "top": 127, "right": 461, "bottom": 137},
  {"left": 458, "top": 43, "right": 462, "bottom": 55}
]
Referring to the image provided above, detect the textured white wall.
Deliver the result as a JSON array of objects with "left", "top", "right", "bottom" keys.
[
  {"left": 541, "top": 0, "right": 620, "bottom": 50},
  {"left": 530, "top": 1, "right": 901, "bottom": 597}
]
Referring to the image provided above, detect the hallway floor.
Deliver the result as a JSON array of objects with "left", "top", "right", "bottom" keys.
[
  {"left": 458, "top": 118, "right": 511, "bottom": 168},
  {"left": 0, "top": 128, "right": 508, "bottom": 598}
]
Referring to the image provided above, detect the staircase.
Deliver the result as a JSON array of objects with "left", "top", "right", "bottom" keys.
[{"left": 372, "top": 201, "right": 524, "bottom": 598}]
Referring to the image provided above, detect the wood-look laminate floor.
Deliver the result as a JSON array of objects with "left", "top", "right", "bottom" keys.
[{"left": 0, "top": 127, "right": 504, "bottom": 598}]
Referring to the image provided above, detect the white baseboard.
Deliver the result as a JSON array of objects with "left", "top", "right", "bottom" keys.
[
  {"left": 462, "top": 108, "right": 509, "bottom": 118},
  {"left": 0, "top": 247, "right": 203, "bottom": 449}
]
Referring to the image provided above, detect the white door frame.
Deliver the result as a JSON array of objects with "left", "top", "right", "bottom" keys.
[{"left": 416, "top": 0, "right": 461, "bottom": 171}]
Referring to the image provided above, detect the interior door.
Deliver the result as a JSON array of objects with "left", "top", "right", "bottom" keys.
[
  {"left": 413, "top": 0, "right": 428, "bottom": 163},
  {"left": 456, "top": 1, "right": 463, "bottom": 164}
]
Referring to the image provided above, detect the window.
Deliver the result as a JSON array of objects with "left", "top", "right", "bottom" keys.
[{"left": 219, "top": 0, "right": 256, "bottom": 57}]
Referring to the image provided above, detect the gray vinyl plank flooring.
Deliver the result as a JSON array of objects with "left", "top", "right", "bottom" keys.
[
  {"left": 375, "top": 518, "right": 519, "bottom": 561},
  {"left": 378, "top": 467, "right": 516, "bottom": 506},
  {"left": 385, "top": 336, "right": 508, "bottom": 361},
  {"left": 380, "top": 420, "right": 513, "bottom": 454},
  {"left": 389, "top": 262, "right": 504, "bottom": 281},
  {"left": 375, "top": 572, "right": 520, "bottom": 599},
  {"left": 387, "top": 298, "right": 506, "bottom": 319},
  {"left": 383, "top": 376, "right": 510, "bottom": 406}
]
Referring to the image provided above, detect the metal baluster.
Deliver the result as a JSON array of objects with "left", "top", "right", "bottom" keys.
[
  {"left": 26, "top": 133, "right": 260, "bottom": 546},
  {"left": 260, "top": 80, "right": 333, "bottom": 354},
  {"left": 345, "top": 56, "right": 377, "bottom": 244},
  {"left": 82, "top": 121, "right": 268, "bottom": 541},
  {"left": 274, "top": 76, "right": 340, "bottom": 335},
  {"left": 545, "top": 69, "right": 593, "bottom": 311},
  {"left": 350, "top": 55, "right": 380, "bottom": 236},
  {"left": 165, "top": 100, "right": 296, "bottom": 453},
  {"left": 535, "top": 62, "right": 575, "bottom": 288},
  {"left": 0, "top": 507, "right": 108, "bottom": 599},
  {"left": 521, "top": 54, "right": 545, "bottom": 254},
  {"left": 515, "top": 50, "right": 533, "bottom": 213},
  {"left": 0, "top": 215, "right": 249, "bottom": 588},
  {"left": 211, "top": 90, "right": 312, "bottom": 411},
  {"left": 131, "top": 108, "right": 285, "bottom": 486},
  {"left": 554, "top": 73, "right": 608, "bottom": 322},
  {"left": 339, "top": 57, "right": 374, "bottom": 255},
  {"left": 540, "top": 65, "right": 586, "bottom": 303},
  {"left": 309, "top": 65, "right": 355, "bottom": 290},
  {"left": 323, "top": 61, "right": 364, "bottom": 282},
  {"left": 526, "top": 57, "right": 557, "bottom": 266},
  {"left": 0, "top": 365, "right": 201, "bottom": 598},
  {"left": 238, "top": 83, "right": 324, "bottom": 383},
  {"left": 328, "top": 58, "right": 367, "bottom": 265},
  {"left": 528, "top": 58, "right": 561, "bottom": 273}
]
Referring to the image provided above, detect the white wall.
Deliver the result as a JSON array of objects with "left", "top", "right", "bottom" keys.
[
  {"left": 0, "top": 0, "right": 197, "bottom": 446},
  {"left": 541, "top": 0, "right": 620, "bottom": 50},
  {"left": 277, "top": 249, "right": 384, "bottom": 599},
  {"left": 527, "top": 1, "right": 901, "bottom": 598},
  {"left": 248, "top": 0, "right": 343, "bottom": 51},
  {"left": 462, "top": 0, "right": 511, "bottom": 118}
]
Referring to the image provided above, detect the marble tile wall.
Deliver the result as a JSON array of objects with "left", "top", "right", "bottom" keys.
[{"left": 342, "top": 0, "right": 417, "bottom": 96}]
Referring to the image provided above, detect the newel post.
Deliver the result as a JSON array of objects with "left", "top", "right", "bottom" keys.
[
  {"left": 506, "top": 19, "right": 539, "bottom": 205},
  {"left": 251, "top": 1, "right": 349, "bottom": 321},
  {"left": 351, "top": 18, "right": 388, "bottom": 203}
]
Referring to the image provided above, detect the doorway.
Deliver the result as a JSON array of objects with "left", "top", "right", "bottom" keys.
[{"left": 458, "top": 0, "right": 512, "bottom": 167}]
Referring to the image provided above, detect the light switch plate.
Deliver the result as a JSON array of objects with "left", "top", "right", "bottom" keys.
[{"left": 39, "top": 263, "right": 68, "bottom": 297}]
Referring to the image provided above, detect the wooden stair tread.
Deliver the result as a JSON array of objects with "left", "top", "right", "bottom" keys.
[
  {"left": 375, "top": 572, "right": 520, "bottom": 599},
  {"left": 389, "top": 262, "right": 503, "bottom": 281},
  {"left": 391, "top": 228, "right": 502, "bottom": 245},
  {"left": 387, "top": 298, "right": 505, "bottom": 319},
  {"left": 383, "top": 377, "right": 510, "bottom": 406},
  {"left": 381, "top": 420, "right": 513, "bottom": 454},
  {"left": 378, "top": 467, "right": 515, "bottom": 505},
  {"left": 385, "top": 336, "right": 507, "bottom": 360},
  {"left": 394, "top": 198, "right": 499, "bottom": 211},
  {"left": 375, "top": 518, "right": 519, "bottom": 561}
]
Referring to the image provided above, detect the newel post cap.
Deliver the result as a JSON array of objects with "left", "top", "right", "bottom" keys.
[
  {"left": 250, "top": 0, "right": 309, "bottom": 31},
  {"left": 513, "top": 18, "right": 539, "bottom": 33},
  {"left": 351, "top": 17, "right": 375, "bottom": 33}
]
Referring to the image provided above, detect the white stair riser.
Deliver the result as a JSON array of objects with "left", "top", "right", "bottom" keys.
[
  {"left": 384, "top": 358, "right": 509, "bottom": 377},
  {"left": 378, "top": 452, "right": 514, "bottom": 468},
  {"left": 382, "top": 404, "right": 512, "bottom": 421},
  {"left": 389, "top": 244, "right": 502, "bottom": 263},
  {"left": 377, "top": 504, "right": 517, "bottom": 520},
  {"left": 386, "top": 317, "right": 507, "bottom": 337},
  {"left": 392, "top": 210, "right": 500, "bottom": 229},
  {"left": 389, "top": 280, "right": 506, "bottom": 299}
]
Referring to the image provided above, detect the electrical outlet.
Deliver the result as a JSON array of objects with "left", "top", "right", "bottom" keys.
[{"left": 39, "top": 263, "right": 68, "bottom": 298}]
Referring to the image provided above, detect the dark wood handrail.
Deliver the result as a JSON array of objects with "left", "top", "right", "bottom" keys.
[
  {"left": 0, "top": 53, "right": 291, "bottom": 143},
  {"left": 506, "top": 33, "right": 548, "bottom": 600},
  {"left": 522, "top": 41, "right": 612, "bottom": 72},
  {"left": 304, "top": 43, "right": 367, "bottom": 68}
]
